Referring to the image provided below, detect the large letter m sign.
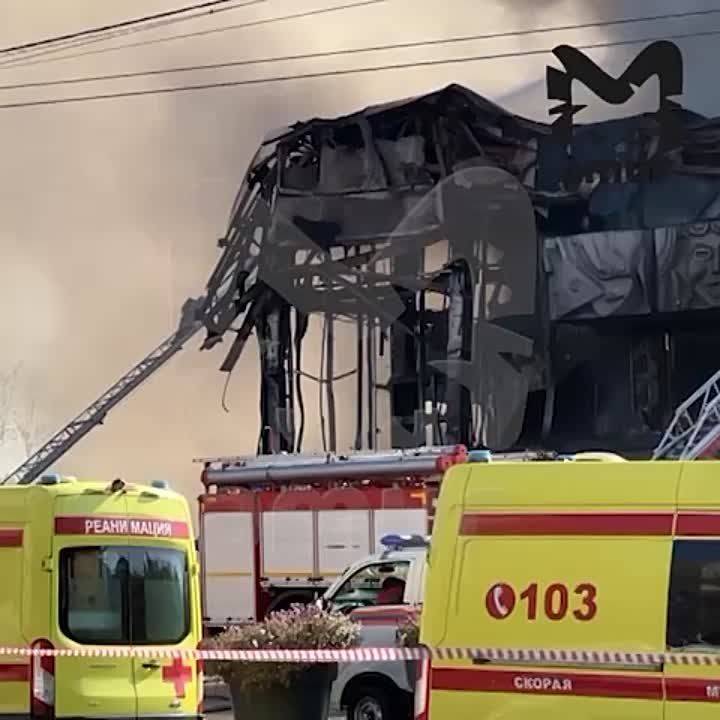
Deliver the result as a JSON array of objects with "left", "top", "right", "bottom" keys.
[{"left": 546, "top": 40, "right": 684, "bottom": 180}]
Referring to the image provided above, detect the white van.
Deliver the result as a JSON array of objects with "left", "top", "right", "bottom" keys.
[{"left": 320, "top": 535, "right": 427, "bottom": 720}]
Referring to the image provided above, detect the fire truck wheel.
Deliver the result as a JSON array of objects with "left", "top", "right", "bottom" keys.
[{"left": 345, "top": 684, "right": 408, "bottom": 720}]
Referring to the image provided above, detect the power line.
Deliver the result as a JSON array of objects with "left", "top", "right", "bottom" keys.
[
  {"left": 0, "top": 0, "right": 387, "bottom": 71},
  {"left": 0, "top": 1, "right": 268, "bottom": 70},
  {"left": 0, "top": 2, "right": 265, "bottom": 68},
  {"left": 0, "top": 24, "right": 718, "bottom": 111},
  {"left": 0, "top": 6, "right": 718, "bottom": 92},
  {"left": 0, "top": 0, "right": 240, "bottom": 56},
  {"left": 0, "top": 0, "right": 268, "bottom": 69}
]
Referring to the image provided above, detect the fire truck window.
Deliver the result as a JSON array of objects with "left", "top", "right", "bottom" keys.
[
  {"left": 130, "top": 547, "right": 189, "bottom": 644},
  {"left": 667, "top": 540, "right": 720, "bottom": 649},
  {"left": 332, "top": 561, "right": 410, "bottom": 609},
  {"left": 60, "top": 547, "right": 126, "bottom": 644}
]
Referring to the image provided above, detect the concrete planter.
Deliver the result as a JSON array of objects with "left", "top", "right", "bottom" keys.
[{"left": 229, "top": 664, "right": 338, "bottom": 720}]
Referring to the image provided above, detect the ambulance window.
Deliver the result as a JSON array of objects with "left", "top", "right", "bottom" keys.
[
  {"left": 130, "top": 547, "right": 189, "bottom": 644},
  {"left": 60, "top": 546, "right": 189, "bottom": 645},
  {"left": 667, "top": 540, "right": 720, "bottom": 648},
  {"left": 60, "top": 547, "right": 127, "bottom": 644}
]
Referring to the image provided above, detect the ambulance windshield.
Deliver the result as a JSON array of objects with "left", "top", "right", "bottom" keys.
[{"left": 59, "top": 545, "right": 189, "bottom": 645}]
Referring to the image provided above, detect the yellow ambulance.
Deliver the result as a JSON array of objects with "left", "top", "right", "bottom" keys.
[
  {"left": 419, "top": 451, "right": 720, "bottom": 720},
  {"left": 0, "top": 474, "right": 203, "bottom": 720}
]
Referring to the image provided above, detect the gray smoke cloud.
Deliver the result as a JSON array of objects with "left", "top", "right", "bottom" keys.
[{"left": 0, "top": 0, "right": 714, "bottom": 506}]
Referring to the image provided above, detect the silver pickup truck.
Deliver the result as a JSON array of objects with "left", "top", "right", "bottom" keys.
[{"left": 318, "top": 535, "right": 427, "bottom": 720}]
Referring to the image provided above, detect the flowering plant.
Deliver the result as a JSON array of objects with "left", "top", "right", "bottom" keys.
[{"left": 205, "top": 604, "right": 360, "bottom": 692}]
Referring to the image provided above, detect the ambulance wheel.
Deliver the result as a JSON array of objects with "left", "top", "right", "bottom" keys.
[{"left": 345, "top": 684, "right": 406, "bottom": 720}]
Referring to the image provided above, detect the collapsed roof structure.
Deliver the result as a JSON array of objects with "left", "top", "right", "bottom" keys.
[{"left": 196, "top": 82, "right": 720, "bottom": 457}]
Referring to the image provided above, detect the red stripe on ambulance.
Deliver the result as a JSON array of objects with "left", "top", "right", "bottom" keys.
[
  {"left": 0, "top": 529, "right": 23, "bottom": 547},
  {"left": 674, "top": 513, "right": 720, "bottom": 536},
  {"left": 0, "top": 664, "right": 29, "bottom": 682},
  {"left": 431, "top": 668, "right": 663, "bottom": 699},
  {"left": 55, "top": 516, "right": 189, "bottom": 538},
  {"left": 460, "top": 513, "right": 673, "bottom": 536},
  {"left": 666, "top": 678, "right": 720, "bottom": 702},
  {"left": 459, "top": 511, "right": 720, "bottom": 537}
]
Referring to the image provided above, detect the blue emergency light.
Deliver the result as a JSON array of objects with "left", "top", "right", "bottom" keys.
[
  {"left": 380, "top": 533, "right": 429, "bottom": 550},
  {"left": 468, "top": 449, "right": 492, "bottom": 463}
]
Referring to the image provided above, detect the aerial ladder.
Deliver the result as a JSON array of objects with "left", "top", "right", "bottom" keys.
[
  {"left": 652, "top": 369, "right": 720, "bottom": 460},
  {"left": 0, "top": 297, "right": 204, "bottom": 485},
  {"left": 199, "top": 444, "right": 471, "bottom": 488}
]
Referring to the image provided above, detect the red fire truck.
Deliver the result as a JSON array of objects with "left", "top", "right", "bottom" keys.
[{"left": 196, "top": 445, "right": 468, "bottom": 631}]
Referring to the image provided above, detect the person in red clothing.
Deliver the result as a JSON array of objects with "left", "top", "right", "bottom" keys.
[{"left": 376, "top": 575, "right": 406, "bottom": 605}]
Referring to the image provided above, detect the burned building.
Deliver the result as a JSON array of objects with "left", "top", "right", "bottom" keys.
[{"left": 198, "top": 82, "right": 720, "bottom": 457}]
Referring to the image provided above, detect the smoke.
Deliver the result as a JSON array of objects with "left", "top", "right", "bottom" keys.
[{"left": 0, "top": 0, "right": 716, "bottom": 509}]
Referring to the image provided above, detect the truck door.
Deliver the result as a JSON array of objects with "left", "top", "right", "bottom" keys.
[
  {"left": 201, "top": 493, "right": 257, "bottom": 625},
  {"left": 334, "top": 560, "right": 416, "bottom": 711},
  {"left": 53, "top": 494, "right": 136, "bottom": 719},
  {"left": 130, "top": 544, "right": 199, "bottom": 718},
  {"left": 664, "top": 538, "right": 720, "bottom": 717}
]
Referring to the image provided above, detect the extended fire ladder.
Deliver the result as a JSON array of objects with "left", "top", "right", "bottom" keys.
[
  {"left": 1, "top": 297, "right": 204, "bottom": 486},
  {"left": 196, "top": 445, "right": 565, "bottom": 488},
  {"left": 652, "top": 369, "right": 720, "bottom": 460},
  {"left": 198, "top": 444, "right": 470, "bottom": 487}
]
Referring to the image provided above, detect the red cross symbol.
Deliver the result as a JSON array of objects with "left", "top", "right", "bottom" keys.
[{"left": 162, "top": 657, "right": 193, "bottom": 698}]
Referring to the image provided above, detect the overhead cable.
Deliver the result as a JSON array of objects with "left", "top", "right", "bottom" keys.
[
  {"left": 0, "top": 0, "right": 387, "bottom": 70},
  {"left": 0, "top": 0, "right": 268, "bottom": 69},
  {"left": 1, "top": 5, "right": 719, "bottom": 91},
  {"left": 0, "top": 0, "right": 241, "bottom": 56},
  {"left": 0, "top": 24, "right": 719, "bottom": 110}
]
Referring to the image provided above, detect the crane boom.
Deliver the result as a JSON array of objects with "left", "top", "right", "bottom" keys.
[{"left": 1, "top": 297, "right": 204, "bottom": 486}]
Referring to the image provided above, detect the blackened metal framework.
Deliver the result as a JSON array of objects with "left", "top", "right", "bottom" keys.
[{"left": 8, "top": 81, "right": 720, "bottom": 484}]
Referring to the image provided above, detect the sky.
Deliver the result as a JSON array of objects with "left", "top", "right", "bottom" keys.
[{"left": 0, "top": 0, "right": 718, "bottom": 506}]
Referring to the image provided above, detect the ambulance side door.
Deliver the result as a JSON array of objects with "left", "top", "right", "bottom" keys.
[
  {"left": 664, "top": 538, "right": 720, "bottom": 718},
  {"left": 53, "top": 497, "right": 137, "bottom": 719},
  {"left": 131, "top": 542, "right": 200, "bottom": 718}
]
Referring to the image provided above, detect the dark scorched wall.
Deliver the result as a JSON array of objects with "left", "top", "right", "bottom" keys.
[{"left": 198, "top": 83, "right": 720, "bottom": 456}]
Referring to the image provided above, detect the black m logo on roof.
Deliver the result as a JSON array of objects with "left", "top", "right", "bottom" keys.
[{"left": 546, "top": 40, "right": 684, "bottom": 186}]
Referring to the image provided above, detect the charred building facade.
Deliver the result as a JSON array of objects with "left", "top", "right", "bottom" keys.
[{"left": 198, "top": 83, "right": 720, "bottom": 457}]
